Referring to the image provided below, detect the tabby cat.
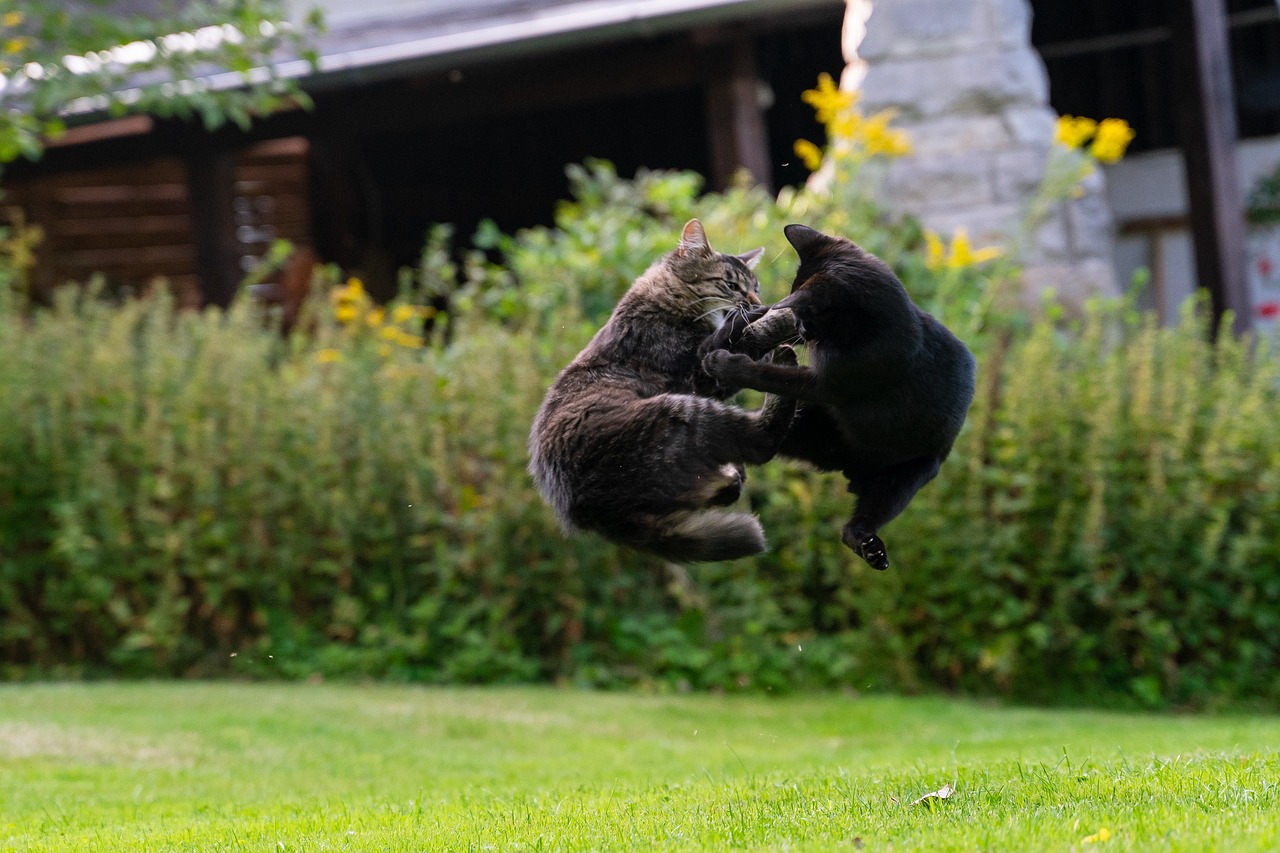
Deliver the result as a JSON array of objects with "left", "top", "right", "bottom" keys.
[
  {"left": 703, "top": 224, "right": 976, "bottom": 570},
  {"left": 528, "top": 220, "right": 797, "bottom": 562}
]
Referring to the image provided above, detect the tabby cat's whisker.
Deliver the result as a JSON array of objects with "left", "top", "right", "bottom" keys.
[{"left": 694, "top": 303, "right": 733, "bottom": 323}]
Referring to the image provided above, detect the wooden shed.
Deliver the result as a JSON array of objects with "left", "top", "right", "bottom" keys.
[{"left": 5, "top": 0, "right": 846, "bottom": 307}]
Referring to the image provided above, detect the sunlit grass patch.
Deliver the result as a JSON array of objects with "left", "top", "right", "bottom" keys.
[{"left": 1, "top": 683, "right": 1277, "bottom": 851}]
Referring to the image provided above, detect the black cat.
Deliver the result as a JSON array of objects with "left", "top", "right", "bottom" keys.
[
  {"left": 529, "top": 220, "right": 797, "bottom": 563},
  {"left": 703, "top": 224, "right": 977, "bottom": 569}
]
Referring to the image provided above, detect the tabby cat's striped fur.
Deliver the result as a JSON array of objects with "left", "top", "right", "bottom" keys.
[{"left": 528, "top": 220, "right": 796, "bottom": 562}]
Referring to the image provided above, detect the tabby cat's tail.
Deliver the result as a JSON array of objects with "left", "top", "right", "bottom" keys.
[{"left": 629, "top": 510, "right": 767, "bottom": 563}]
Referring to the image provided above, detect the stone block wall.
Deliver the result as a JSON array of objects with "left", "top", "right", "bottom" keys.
[{"left": 842, "top": 0, "right": 1118, "bottom": 302}]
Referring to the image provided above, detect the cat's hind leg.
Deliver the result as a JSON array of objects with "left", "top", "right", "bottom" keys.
[
  {"left": 691, "top": 463, "right": 745, "bottom": 507},
  {"left": 684, "top": 345, "right": 799, "bottom": 467},
  {"left": 841, "top": 526, "right": 891, "bottom": 571},
  {"left": 840, "top": 456, "right": 943, "bottom": 570}
]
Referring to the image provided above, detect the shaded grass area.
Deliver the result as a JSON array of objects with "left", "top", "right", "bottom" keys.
[{"left": 1, "top": 683, "right": 1276, "bottom": 850}]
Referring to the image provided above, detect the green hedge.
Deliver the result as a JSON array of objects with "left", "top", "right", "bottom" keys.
[{"left": 1, "top": 165, "right": 1278, "bottom": 709}]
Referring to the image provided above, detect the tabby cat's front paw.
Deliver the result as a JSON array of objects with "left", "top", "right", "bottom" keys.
[
  {"left": 702, "top": 349, "right": 752, "bottom": 381},
  {"left": 841, "top": 526, "right": 890, "bottom": 570}
]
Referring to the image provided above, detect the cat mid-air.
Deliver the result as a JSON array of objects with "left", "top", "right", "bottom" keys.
[
  {"left": 528, "top": 220, "right": 797, "bottom": 562},
  {"left": 703, "top": 224, "right": 977, "bottom": 570}
]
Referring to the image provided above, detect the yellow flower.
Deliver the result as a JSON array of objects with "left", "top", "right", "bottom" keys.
[
  {"left": 4, "top": 36, "right": 30, "bottom": 54},
  {"left": 1082, "top": 826, "right": 1112, "bottom": 844},
  {"left": 797, "top": 73, "right": 912, "bottom": 167},
  {"left": 967, "top": 239, "right": 1003, "bottom": 266},
  {"left": 390, "top": 303, "right": 434, "bottom": 324},
  {"left": 801, "top": 72, "right": 855, "bottom": 124},
  {"left": 927, "top": 228, "right": 1003, "bottom": 271},
  {"left": 314, "top": 348, "right": 341, "bottom": 364},
  {"left": 1054, "top": 115, "right": 1097, "bottom": 149},
  {"left": 924, "top": 230, "right": 945, "bottom": 271},
  {"left": 828, "top": 111, "right": 860, "bottom": 142},
  {"left": 859, "top": 111, "right": 912, "bottom": 157},
  {"left": 949, "top": 228, "right": 978, "bottom": 268},
  {"left": 793, "top": 138, "right": 823, "bottom": 171},
  {"left": 330, "top": 277, "right": 373, "bottom": 325},
  {"left": 331, "top": 282, "right": 364, "bottom": 306},
  {"left": 378, "top": 326, "right": 424, "bottom": 348},
  {"left": 3, "top": 11, "right": 23, "bottom": 28},
  {"left": 366, "top": 307, "right": 386, "bottom": 328},
  {"left": 886, "top": 132, "right": 913, "bottom": 157},
  {"left": 396, "top": 331, "right": 425, "bottom": 348},
  {"left": 1090, "top": 118, "right": 1135, "bottom": 164},
  {"left": 330, "top": 277, "right": 366, "bottom": 304}
]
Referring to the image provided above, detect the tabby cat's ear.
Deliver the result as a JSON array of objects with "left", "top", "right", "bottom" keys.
[
  {"left": 737, "top": 247, "right": 764, "bottom": 270},
  {"left": 784, "top": 224, "right": 826, "bottom": 258},
  {"left": 678, "top": 219, "right": 712, "bottom": 257}
]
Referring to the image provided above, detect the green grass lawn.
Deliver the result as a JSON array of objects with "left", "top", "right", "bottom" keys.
[{"left": 1, "top": 683, "right": 1276, "bottom": 851}]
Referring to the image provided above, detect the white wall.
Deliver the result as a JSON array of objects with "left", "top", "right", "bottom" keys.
[{"left": 1105, "top": 134, "right": 1280, "bottom": 330}]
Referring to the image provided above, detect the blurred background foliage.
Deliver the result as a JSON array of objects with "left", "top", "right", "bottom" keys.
[
  {"left": 0, "top": 0, "right": 318, "bottom": 167},
  {"left": 0, "top": 72, "right": 1275, "bottom": 711}
]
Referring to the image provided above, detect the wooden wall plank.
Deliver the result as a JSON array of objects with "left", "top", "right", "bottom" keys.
[{"left": 7, "top": 140, "right": 312, "bottom": 305}]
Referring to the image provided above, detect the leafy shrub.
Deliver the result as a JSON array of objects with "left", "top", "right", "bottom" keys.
[
  {"left": 0, "top": 76, "right": 1270, "bottom": 707},
  {"left": 0, "top": 0, "right": 318, "bottom": 167},
  {"left": 1, "top": 221, "right": 1278, "bottom": 708},
  {"left": 755, "top": 300, "right": 1280, "bottom": 708},
  {"left": 463, "top": 158, "right": 1014, "bottom": 354}
]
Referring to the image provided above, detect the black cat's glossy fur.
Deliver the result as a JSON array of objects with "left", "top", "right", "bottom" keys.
[
  {"left": 703, "top": 224, "right": 976, "bottom": 569},
  {"left": 529, "top": 220, "right": 797, "bottom": 563}
]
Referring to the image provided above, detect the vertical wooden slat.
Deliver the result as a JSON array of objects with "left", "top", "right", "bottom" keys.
[
  {"left": 185, "top": 148, "right": 242, "bottom": 309},
  {"left": 1173, "top": 0, "right": 1252, "bottom": 335},
  {"left": 19, "top": 190, "right": 58, "bottom": 297},
  {"left": 703, "top": 36, "right": 773, "bottom": 190}
]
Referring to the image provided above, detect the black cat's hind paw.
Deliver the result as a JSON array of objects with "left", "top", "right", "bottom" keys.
[{"left": 841, "top": 526, "right": 890, "bottom": 570}]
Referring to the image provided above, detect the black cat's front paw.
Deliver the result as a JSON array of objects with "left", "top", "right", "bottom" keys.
[
  {"left": 702, "top": 349, "right": 753, "bottom": 381},
  {"left": 770, "top": 344, "right": 797, "bottom": 367},
  {"left": 841, "top": 526, "right": 890, "bottom": 570}
]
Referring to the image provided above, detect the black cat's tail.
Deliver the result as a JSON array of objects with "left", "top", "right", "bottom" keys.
[{"left": 626, "top": 510, "right": 767, "bottom": 563}]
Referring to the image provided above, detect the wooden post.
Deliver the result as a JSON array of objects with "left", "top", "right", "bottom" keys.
[
  {"left": 185, "top": 148, "right": 241, "bottom": 308},
  {"left": 1172, "top": 0, "right": 1252, "bottom": 335},
  {"left": 18, "top": 185, "right": 59, "bottom": 299},
  {"left": 702, "top": 36, "right": 773, "bottom": 190}
]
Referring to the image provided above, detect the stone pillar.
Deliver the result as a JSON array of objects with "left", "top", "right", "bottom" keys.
[{"left": 844, "top": 0, "right": 1117, "bottom": 301}]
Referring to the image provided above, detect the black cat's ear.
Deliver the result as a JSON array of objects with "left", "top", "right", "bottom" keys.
[
  {"left": 678, "top": 219, "right": 712, "bottom": 257},
  {"left": 736, "top": 247, "right": 764, "bottom": 270},
  {"left": 784, "top": 224, "right": 826, "bottom": 258}
]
